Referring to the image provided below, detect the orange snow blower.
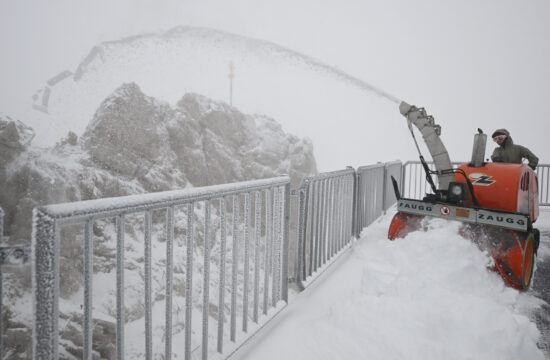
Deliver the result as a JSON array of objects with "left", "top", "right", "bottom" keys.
[{"left": 388, "top": 102, "right": 540, "bottom": 290}]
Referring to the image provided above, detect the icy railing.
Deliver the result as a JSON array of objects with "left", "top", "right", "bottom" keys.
[
  {"left": 402, "top": 161, "right": 550, "bottom": 207},
  {"left": 401, "top": 161, "right": 462, "bottom": 200},
  {"left": 292, "top": 168, "right": 356, "bottom": 289},
  {"left": 0, "top": 207, "right": 31, "bottom": 357},
  {"left": 355, "top": 164, "right": 386, "bottom": 234},
  {"left": 536, "top": 164, "right": 550, "bottom": 206},
  {"left": 32, "top": 177, "right": 290, "bottom": 360},
  {"left": 353, "top": 161, "right": 402, "bottom": 238},
  {"left": 28, "top": 162, "right": 405, "bottom": 360}
]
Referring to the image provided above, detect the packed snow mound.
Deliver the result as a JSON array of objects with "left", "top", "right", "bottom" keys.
[
  {"left": 243, "top": 214, "right": 546, "bottom": 360},
  {"left": 24, "top": 26, "right": 405, "bottom": 171}
]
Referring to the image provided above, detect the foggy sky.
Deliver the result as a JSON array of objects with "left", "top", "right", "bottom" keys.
[{"left": 1, "top": 0, "right": 549, "bottom": 165}]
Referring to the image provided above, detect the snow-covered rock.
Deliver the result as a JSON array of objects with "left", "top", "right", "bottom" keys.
[
  {"left": 0, "top": 114, "right": 34, "bottom": 166},
  {"left": 0, "top": 83, "right": 316, "bottom": 358},
  {"left": 2, "top": 82, "right": 316, "bottom": 243}
]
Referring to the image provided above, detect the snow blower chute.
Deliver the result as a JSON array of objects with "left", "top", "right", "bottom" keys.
[{"left": 388, "top": 102, "right": 540, "bottom": 290}]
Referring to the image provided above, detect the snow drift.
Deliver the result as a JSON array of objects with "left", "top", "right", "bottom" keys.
[{"left": 241, "top": 213, "right": 548, "bottom": 360}]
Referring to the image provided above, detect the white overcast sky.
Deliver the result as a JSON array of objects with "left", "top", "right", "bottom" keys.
[{"left": 1, "top": 0, "right": 549, "bottom": 163}]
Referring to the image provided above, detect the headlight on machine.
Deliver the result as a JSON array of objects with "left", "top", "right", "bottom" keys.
[
  {"left": 447, "top": 182, "right": 469, "bottom": 204},
  {"left": 451, "top": 185, "right": 463, "bottom": 196}
]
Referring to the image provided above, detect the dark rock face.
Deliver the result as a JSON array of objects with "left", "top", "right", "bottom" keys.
[
  {"left": 83, "top": 83, "right": 316, "bottom": 190},
  {"left": 0, "top": 116, "right": 37, "bottom": 244},
  {"left": 0, "top": 115, "right": 34, "bottom": 167},
  {"left": 84, "top": 83, "right": 172, "bottom": 180}
]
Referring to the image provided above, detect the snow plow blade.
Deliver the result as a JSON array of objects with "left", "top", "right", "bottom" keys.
[
  {"left": 388, "top": 200, "right": 535, "bottom": 290},
  {"left": 395, "top": 198, "right": 529, "bottom": 232}
]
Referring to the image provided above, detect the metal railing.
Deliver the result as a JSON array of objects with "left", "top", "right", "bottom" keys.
[
  {"left": 0, "top": 208, "right": 31, "bottom": 358},
  {"left": 536, "top": 164, "right": 550, "bottom": 206},
  {"left": 354, "top": 164, "right": 386, "bottom": 235},
  {"left": 402, "top": 161, "right": 550, "bottom": 206},
  {"left": 0, "top": 162, "right": 405, "bottom": 360},
  {"left": 400, "top": 161, "right": 462, "bottom": 200},
  {"left": 293, "top": 168, "right": 356, "bottom": 289},
  {"left": 353, "top": 161, "right": 403, "bottom": 238},
  {"left": 32, "top": 177, "right": 290, "bottom": 360}
]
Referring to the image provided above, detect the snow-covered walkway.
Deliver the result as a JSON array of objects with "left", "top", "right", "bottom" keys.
[{"left": 237, "top": 208, "right": 550, "bottom": 360}]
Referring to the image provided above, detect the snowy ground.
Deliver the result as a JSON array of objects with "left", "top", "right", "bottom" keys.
[{"left": 236, "top": 208, "right": 550, "bottom": 360}]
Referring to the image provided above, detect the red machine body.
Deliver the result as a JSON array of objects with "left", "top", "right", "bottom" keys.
[{"left": 454, "top": 162, "right": 539, "bottom": 221}]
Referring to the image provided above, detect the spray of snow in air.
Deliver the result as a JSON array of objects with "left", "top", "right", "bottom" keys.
[{"left": 23, "top": 26, "right": 406, "bottom": 171}]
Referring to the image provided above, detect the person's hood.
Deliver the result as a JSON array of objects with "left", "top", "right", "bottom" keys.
[
  {"left": 492, "top": 128, "right": 510, "bottom": 138},
  {"left": 492, "top": 128, "right": 513, "bottom": 147}
]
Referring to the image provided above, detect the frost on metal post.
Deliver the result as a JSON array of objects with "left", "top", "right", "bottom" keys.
[
  {"left": 165, "top": 207, "right": 174, "bottom": 360},
  {"left": 263, "top": 189, "right": 272, "bottom": 316},
  {"left": 253, "top": 191, "right": 261, "bottom": 323},
  {"left": 242, "top": 193, "right": 250, "bottom": 333},
  {"left": 144, "top": 210, "right": 153, "bottom": 360},
  {"left": 83, "top": 220, "right": 94, "bottom": 360},
  {"left": 295, "top": 181, "right": 309, "bottom": 287},
  {"left": 313, "top": 180, "right": 322, "bottom": 272},
  {"left": 281, "top": 183, "right": 290, "bottom": 303},
  {"left": 271, "top": 187, "right": 281, "bottom": 306},
  {"left": 116, "top": 215, "right": 125, "bottom": 360},
  {"left": 185, "top": 202, "right": 194, "bottom": 360},
  {"left": 202, "top": 200, "right": 211, "bottom": 360},
  {"left": 217, "top": 198, "right": 227, "bottom": 353},
  {"left": 230, "top": 195, "right": 239, "bottom": 343},
  {"left": 32, "top": 207, "right": 60, "bottom": 360}
]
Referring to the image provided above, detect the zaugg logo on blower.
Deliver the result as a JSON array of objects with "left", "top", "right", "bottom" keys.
[
  {"left": 469, "top": 173, "right": 496, "bottom": 186},
  {"left": 399, "top": 202, "right": 433, "bottom": 212},
  {"left": 477, "top": 213, "right": 526, "bottom": 226}
]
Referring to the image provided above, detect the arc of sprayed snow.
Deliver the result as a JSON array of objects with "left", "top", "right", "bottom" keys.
[
  {"left": 32, "top": 26, "right": 402, "bottom": 115},
  {"left": 256, "top": 39, "right": 402, "bottom": 105},
  {"left": 163, "top": 27, "right": 403, "bottom": 105}
]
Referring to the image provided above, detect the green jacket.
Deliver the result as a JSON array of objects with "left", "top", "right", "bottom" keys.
[{"left": 491, "top": 128, "right": 538, "bottom": 169}]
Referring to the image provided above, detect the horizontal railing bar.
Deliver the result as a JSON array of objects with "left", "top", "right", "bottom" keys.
[
  {"left": 302, "top": 168, "right": 355, "bottom": 182},
  {"left": 356, "top": 163, "right": 385, "bottom": 172},
  {"left": 296, "top": 169, "right": 355, "bottom": 196},
  {"left": 38, "top": 176, "right": 290, "bottom": 224},
  {"left": 402, "top": 160, "right": 463, "bottom": 167}
]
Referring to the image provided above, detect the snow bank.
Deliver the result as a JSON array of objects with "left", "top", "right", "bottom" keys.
[{"left": 239, "top": 211, "right": 546, "bottom": 360}]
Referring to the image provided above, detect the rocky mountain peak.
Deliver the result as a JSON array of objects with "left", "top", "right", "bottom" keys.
[
  {"left": 0, "top": 115, "right": 35, "bottom": 166},
  {"left": 1, "top": 83, "right": 317, "bottom": 244}
]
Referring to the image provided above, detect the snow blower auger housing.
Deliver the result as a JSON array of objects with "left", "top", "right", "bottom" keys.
[{"left": 388, "top": 102, "right": 540, "bottom": 290}]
